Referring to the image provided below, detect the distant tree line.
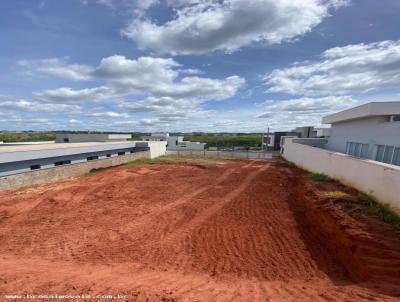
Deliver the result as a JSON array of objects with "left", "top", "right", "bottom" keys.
[
  {"left": 0, "top": 132, "right": 56, "bottom": 143},
  {"left": 183, "top": 134, "right": 262, "bottom": 149}
]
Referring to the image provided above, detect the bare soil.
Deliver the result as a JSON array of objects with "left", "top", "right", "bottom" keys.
[{"left": 0, "top": 159, "right": 399, "bottom": 301}]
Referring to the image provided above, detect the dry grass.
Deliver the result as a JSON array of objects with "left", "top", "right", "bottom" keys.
[{"left": 319, "top": 191, "right": 356, "bottom": 202}]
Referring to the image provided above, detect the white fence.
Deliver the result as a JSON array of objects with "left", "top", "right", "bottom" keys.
[
  {"left": 283, "top": 138, "right": 400, "bottom": 214},
  {"left": 166, "top": 150, "right": 272, "bottom": 159}
]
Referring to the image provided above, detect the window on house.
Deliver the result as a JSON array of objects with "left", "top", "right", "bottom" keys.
[
  {"left": 118, "top": 151, "right": 125, "bottom": 156},
  {"left": 63, "top": 138, "right": 69, "bottom": 142},
  {"left": 360, "top": 144, "right": 369, "bottom": 158},
  {"left": 346, "top": 142, "right": 370, "bottom": 158},
  {"left": 390, "top": 115, "right": 400, "bottom": 122},
  {"left": 383, "top": 146, "right": 394, "bottom": 164},
  {"left": 30, "top": 164, "right": 41, "bottom": 170},
  {"left": 374, "top": 145, "right": 400, "bottom": 166},
  {"left": 54, "top": 160, "right": 71, "bottom": 166},
  {"left": 106, "top": 154, "right": 111, "bottom": 158},
  {"left": 375, "top": 145, "right": 385, "bottom": 162},
  {"left": 87, "top": 156, "right": 99, "bottom": 161},
  {"left": 393, "top": 148, "right": 400, "bottom": 166}
]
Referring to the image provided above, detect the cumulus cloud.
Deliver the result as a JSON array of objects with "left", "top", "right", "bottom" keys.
[
  {"left": 95, "top": 0, "right": 158, "bottom": 10},
  {"left": 119, "top": 96, "right": 213, "bottom": 120},
  {"left": 31, "top": 55, "right": 244, "bottom": 108},
  {"left": 121, "top": 0, "right": 349, "bottom": 55},
  {"left": 265, "top": 40, "right": 400, "bottom": 96},
  {"left": 33, "top": 87, "right": 116, "bottom": 103},
  {"left": 87, "top": 111, "right": 129, "bottom": 118},
  {"left": 257, "top": 96, "right": 359, "bottom": 128},
  {"left": 0, "top": 95, "right": 81, "bottom": 113},
  {"left": 22, "top": 55, "right": 244, "bottom": 129},
  {"left": 17, "top": 58, "right": 93, "bottom": 81}
]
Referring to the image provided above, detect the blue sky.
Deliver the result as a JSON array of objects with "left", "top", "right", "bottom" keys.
[{"left": 1, "top": 0, "right": 400, "bottom": 132}]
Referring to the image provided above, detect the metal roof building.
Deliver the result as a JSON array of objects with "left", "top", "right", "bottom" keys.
[{"left": 0, "top": 141, "right": 164, "bottom": 177}]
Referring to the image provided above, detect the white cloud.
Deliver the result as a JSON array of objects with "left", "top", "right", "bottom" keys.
[
  {"left": 265, "top": 40, "right": 400, "bottom": 96},
  {"left": 33, "top": 86, "right": 115, "bottom": 103},
  {"left": 95, "top": 0, "right": 158, "bottom": 10},
  {"left": 68, "top": 119, "right": 82, "bottom": 124},
  {"left": 119, "top": 96, "right": 213, "bottom": 121},
  {"left": 87, "top": 111, "right": 129, "bottom": 118},
  {"left": 257, "top": 96, "right": 359, "bottom": 129},
  {"left": 31, "top": 55, "right": 245, "bottom": 104},
  {"left": 0, "top": 95, "right": 81, "bottom": 113},
  {"left": 17, "top": 58, "right": 93, "bottom": 81},
  {"left": 19, "top": 54, "right": 245, "bottom": 130},
  {"left": 93, "top": 55, "right": 245, "bottom": 99},
  {"left": 121, "top": 0, "right": 349, "bottom": 55}
]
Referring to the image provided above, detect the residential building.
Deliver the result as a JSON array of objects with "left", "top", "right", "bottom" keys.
[
  {"left": 142, "top": 133, "right": 206, "bottom": 151},
  {"left": 323, "top": 102, "right": 400, "bottom": 165},
  {"left": 312, "top": 128, "right": 331, "bottom": 138},
  {"left": 281, "top": 102, "right": 400, "bottom": 213}
]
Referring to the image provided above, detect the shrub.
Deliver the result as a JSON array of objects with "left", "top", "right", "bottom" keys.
[{"left": 309, "top": 172, "right": 334, "bottom": 182}]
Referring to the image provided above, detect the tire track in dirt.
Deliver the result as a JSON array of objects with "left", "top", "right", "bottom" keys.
[
  {"left": 1, "top": 255, "right": 398, "bottom": 302},
  {"left": 160, "top": 162, "right": 268, "bottom": 248},
  {"left": 1, "top": 160, "right": 400, "bottom": 301}
]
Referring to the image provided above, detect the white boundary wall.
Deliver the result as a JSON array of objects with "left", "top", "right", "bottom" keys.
[
  {"left": 283, "top": 138, "right": 400, "bottom": 214},
  {"left": 135, "top": 141, "right": 167, "bottom": 158}
]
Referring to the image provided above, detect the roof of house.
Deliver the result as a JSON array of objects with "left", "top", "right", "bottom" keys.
[
  {"left": 322, "top": 102, "right": 400, "bottom": 124},
  {"left": 0, "top": 141, "right": 142, "bottom": 164}
]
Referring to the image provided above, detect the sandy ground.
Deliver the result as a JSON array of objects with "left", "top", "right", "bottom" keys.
[{"left": 0, "top": 159, "right": 399, "bottom": 301}]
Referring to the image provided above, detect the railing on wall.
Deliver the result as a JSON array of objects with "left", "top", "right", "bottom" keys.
[{"left": 166, "top": 150, "right": 273, "bottom": 159}]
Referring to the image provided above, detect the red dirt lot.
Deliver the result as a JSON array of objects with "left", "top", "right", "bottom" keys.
[{"left": 0, "top": 159, "right": 399, "bottom": 301}]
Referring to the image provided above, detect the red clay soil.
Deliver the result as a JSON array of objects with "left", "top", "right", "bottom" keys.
[{"left": 0, "top": 159, "right": 399, "bottom": 301}]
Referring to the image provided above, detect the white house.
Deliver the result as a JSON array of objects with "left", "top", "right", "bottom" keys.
[
  {"left": 323, "top": 102, "right": 400, "bottom": 166},
  {"left": 281, "top": 102, "right": 400, "bottom": 213},
  {"left": 142, "top": 133, "right": 206, "bottom": 151}
]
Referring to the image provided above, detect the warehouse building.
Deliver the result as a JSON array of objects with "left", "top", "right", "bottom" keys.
[
  {"left": 55, "top": 133, "right": 132, "bottom": 143},
  {"left": 0, "top": 142, "right": 143, "bottom": 177},
  {"left": 0, "top": 139, "right": 167, "bottom": 177}
]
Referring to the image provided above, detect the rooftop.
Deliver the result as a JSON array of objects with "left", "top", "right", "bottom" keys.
[
  {"left": 0, "top": 141, "right": 136, "bottom": 154},
  {"left": 322, "top": 102, "right": 400, "bottom": 124}
]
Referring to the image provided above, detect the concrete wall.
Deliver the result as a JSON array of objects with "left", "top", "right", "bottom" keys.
[
  {"left": 135, "top": 141, "right": 167, "bottom": 158},
  {"left": 326, "top": 116, "right": 400, "bottom": 156},
  {"left": 291, "top": 138, "right": 328, "bottom": 148},
  {"left": 283, "top": 138, "right": 400, "bottom": 214},
  {"left": 0, "top": 150, "right": 149, "bottom": 191}
]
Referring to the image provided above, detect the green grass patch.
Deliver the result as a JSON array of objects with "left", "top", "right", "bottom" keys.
[
  {"left": 358, "top": 193, "right": 400, "bottom": 228},
  {"left": 309, "top": 172, "right": 335, "bottom": 182},
  {"left": 84, "top": 166, "right": 114, "bottom": 176}
]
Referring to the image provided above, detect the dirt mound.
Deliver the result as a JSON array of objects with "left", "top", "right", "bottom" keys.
[{"left": 0, "top": 160, "right": 399, "bottom": 301}]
